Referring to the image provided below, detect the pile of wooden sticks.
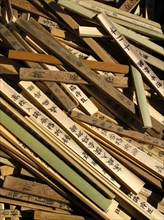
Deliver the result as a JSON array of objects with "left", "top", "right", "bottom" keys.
[{"left": 0, "top": 0, "right": 163, "bottom": 219}]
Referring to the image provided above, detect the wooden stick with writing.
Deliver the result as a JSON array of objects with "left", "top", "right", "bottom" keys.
[{"left": 19, "top": 67, "right": 128, "bottom": 88}]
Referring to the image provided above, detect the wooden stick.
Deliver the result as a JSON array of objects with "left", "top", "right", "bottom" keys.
[
  {"left": 8, "top": 50, "right": 129, "bottom": 73},
  {"left": 0, "top": 197, "right": 56, "bottom": 212},
  {"left": 10, "top": 0, "right": 50, "bottom": 18},
  {"left": 38, "top": 16, "right": 60, "bottom": 29},
  {"left": 80, "top": 84, "right": 146, "bottom": 132},
  {"left": 131, "top": 65, "right": 152, "bottom": 128},
  {"left": 119, "top": 0, "right": 140, "bottom": 12},
  {"left": 0, "top": 150, "right": 12, "bottom": 159},
  {"left": 0, "top": 209, "right": 21, "bottom": 218},
  {"left": 33, "top": 210, "right": 92, "bottom": 220},
  {"left": 2, "top": 175, "right": 69, "bottom": 203},
  {"left": 132, "top": 45, "right": 164, "bottom": 71},
  {"left": 0, "top": 157, "right": 18, "bottom": 167},
  {"left": 97, "top": 140, "right": 163, "bottom": 190},
  {"left": 70, "top": 110, "right": 164, "bottom": 148},
  {"left": 19, "top": 67, "right": 128, "bottom": 88},
  {"left": 0, "top": 54, "right": 22, "bottom": 75},
  {"left": 1, "top": 186, "right": 71, "bottom": 210},
  {"left": 0, "top": 165, "right": 15, "bottom": 177}
]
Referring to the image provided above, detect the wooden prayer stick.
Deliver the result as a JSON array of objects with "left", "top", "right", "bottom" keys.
[
  {"left": 119, "top": 0, "right": 140, "bottom": 12},
  {"left": 8, "top": 50, "right": 129, "bottom": 73},
  {"left": 0, "top": 209, "right": 21, "bottom": 218},
  {"left": 0, "top": 54, "right": 21, "bottom": 75},
  {"left": 97, "top": 141, "right": 163, "bottom": 191},
  {"left": 132, "top": 45, "right": 164, "bottom": 71},
  {"left": 34, "top": 210, "right": 93, "bottom": 219},
  {"left": 0, "top": 197, "right": 56, "bottom": 212},
  {"left": 0, "top": 188, "right": 71, "bottom": 212},
  {"left": 19, "top": 67, "right": 128, "bottom": 88},
  {"left": 2, "top": 176, "right": 69, "bottom": 203},
  {"left": 79, "top": 25, "right": 164, "bottom": 53},
  {"left": 38, "top": 16, "right": 60, "bottom": 29},
  {"left": 70, "top": 110, "right": 164, "bottom": 148}
]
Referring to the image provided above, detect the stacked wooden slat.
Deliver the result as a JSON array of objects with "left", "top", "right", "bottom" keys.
[{"left": 0, "top": 0, "right": 163, "bottom": 219}]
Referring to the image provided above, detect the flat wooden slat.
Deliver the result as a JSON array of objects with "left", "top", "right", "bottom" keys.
[
  {"left": 9, "top": 50, "right": 129, "bottom": 73},
  {"left": 19, "top": 67, "right": 128, "bottom": 88},
  {"left": 43, "top": 81, "right": 77, "bottom": 112},
  {"left": 70, "top": 110, "right": 164, "bottom": 148},
  {"left": 120, "top": 0, "right": 140, "bottom": 12},
  {"left": 3, "top": 176, "right": 69, "bottom": 203},
  {"left": 0, "top": 187, "right": 71, "bottom": 211},
  {"left": 61, "top": 83, "right": 98, "bottom": 115},
  {"left": 10, "top": 0, "right": 49, "bottom": 18},
  {"left": 34, "top": 210, "right": 93, "bottom": 220},
  {"left": 0, "top": 197, "right": 55, "bottom": 212},
  {"left": 0, "top": 209, "right": 21, "bottom": 218},
  {"left": 131, "top": 65, "right": 152, "bottom": 128}
]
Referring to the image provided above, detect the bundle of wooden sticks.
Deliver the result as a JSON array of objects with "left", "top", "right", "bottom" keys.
[{"left": 0, "top": 0, "right": 163, "bottom": 219}]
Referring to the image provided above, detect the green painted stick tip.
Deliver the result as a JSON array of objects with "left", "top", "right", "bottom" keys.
[{"left": 58, "top": 0, "right": 97, "bottom": 19}]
